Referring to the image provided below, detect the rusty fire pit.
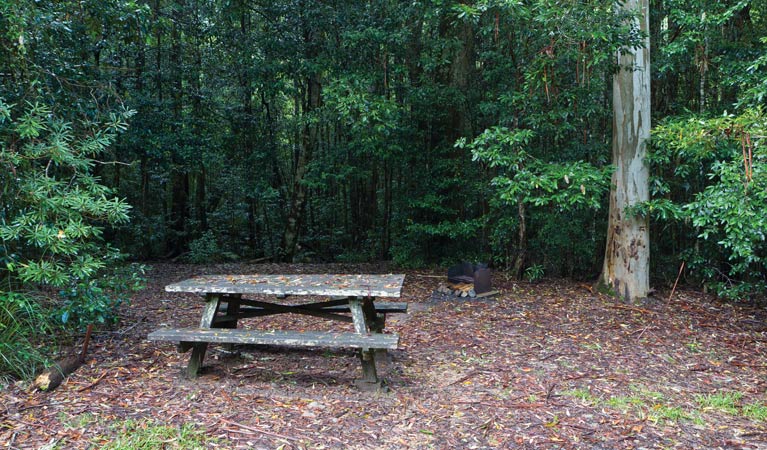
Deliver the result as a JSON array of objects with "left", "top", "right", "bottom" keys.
[{"left": 439, "top": 262, "right": 494, "bottom": 298}]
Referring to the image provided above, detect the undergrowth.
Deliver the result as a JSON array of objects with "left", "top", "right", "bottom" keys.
[
  {"left": 97, "top": 419, "right": 218, "bottom": 449},
  {"left": 564, "top": 385, "right": 766, "bottom": 426},
  {"left": 0, "top": 291, "right": 56, "bottom": 381}
]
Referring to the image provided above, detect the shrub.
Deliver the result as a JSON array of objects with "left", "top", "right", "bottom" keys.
[
  {"left": 57, "top": 262, "right": 146, "bottom": 328},
  {"left": 0, "top": 99, "right": 133, "bottom": 288},
  {"left": 650, "top": 109, "right": 767, "bottom": 300},
  {"left": 0, "top": 291, "right": 55, "bottom": 380},
  {"left": 186, "top": 231, "right": 238, "bottom": 263},
  {"left": 0, "top": 98, "right": 141, "bottom": 378}
]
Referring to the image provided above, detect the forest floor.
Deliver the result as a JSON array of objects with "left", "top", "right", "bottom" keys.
[{"left": 3, "top": 262, "right": 767, "bottom": 449}]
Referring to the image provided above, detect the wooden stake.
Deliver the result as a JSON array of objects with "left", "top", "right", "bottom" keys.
[
  {"left": 667, "top": 261, "right": 685, "bottom": 305},
  {"left": 81, "top": 324, "right": 93, "bottom": 358}
]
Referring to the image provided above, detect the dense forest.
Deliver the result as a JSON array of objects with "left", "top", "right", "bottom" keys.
[{"left": 1, "top": 1, "right": 766, "bottom": 376}]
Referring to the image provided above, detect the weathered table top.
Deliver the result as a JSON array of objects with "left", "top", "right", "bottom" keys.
[{"left": 165, "top": 274, "right": 406, "bottom": 298}]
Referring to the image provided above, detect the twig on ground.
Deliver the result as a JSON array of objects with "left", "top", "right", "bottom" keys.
[
  {"left": 115, "top": 317, "right": 145, "bottom": 336},
  {"left": 562, "top": 423, "right": 596, "bottom": 434},
  {"left": 77, "top": 371, "right": 108, "bottom": 392},
  {"left": 506, "top": 403, "right": 546, "bottom": 409},
  {"left": 220, "top": 418, "right": 304, "bottom": 442},
  {"left": 545, "top": 381, "right": 558, "bottom": 400},
  {"left": 633, "top": 325, "right": 650, "bottom": 340},
  {"left": 17, "top": 404, "right": 47, "bottom": 413},
  {"left": 609, "top": 304, "right": 654, "bottom": 315},
  {"left": 447, "top": 371, "right": 478, "bottom": 386},
  {"left": 539, "top": 352, "right": 575, "bottom": 361},
  {"left": 729, "top": 361, "right": 767, "bottom": 369}
]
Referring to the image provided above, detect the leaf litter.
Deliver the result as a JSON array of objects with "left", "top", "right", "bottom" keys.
[{"left": 2, "top": 262, "right": 767, "bottom": 449}]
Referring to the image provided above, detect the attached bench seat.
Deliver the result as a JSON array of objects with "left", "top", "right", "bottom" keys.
[{"left": 147, "top": 327, "right": 400, "bottom": 350}]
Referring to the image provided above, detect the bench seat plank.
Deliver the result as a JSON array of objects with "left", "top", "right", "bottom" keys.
[{"left": 148, "top": 328, "right": 399, "bottom": 350}]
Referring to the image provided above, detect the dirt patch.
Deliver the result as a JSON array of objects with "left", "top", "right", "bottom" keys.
[{"left": 3, "top": 263, "right": 767, "bottom": 448}]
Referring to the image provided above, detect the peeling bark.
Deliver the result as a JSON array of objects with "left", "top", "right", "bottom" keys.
[{"left": 599, "top": 0, "right": 650, "bottom": 301}]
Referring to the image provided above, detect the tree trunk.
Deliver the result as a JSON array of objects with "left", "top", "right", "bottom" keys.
[
  {"left": 282, "top": 73, "right": 321, "bottom": 261},
  {"left": 282, "top": 5, "right": 322, "bottom": 262},
  {"left": 196, "top": 169, "right": 207, "bottom": 231},
  {"left": 153, "top": 0, "right": 162, "bottom": 102},
  {"left": 169, "top": 172, "right": 189, "bottom": 254},
  {"left": 512, "top": 197, "right": 526, "bottom": 279},
  {"left": 599, "top": 0, "right": 651, "bottom": 301},
  {"left": 190, "top": 0, "right": 206, "bottom": 234},
  {"left": 449, "top": 19, "right": 475, "bottom": 139},
  {"left": 167, "top": 0, "right": 189, "bottom": 255}
]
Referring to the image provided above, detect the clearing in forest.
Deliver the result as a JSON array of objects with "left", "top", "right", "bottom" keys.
[{"left": 2, "top": 263, "right": 767, "bottom": 449}]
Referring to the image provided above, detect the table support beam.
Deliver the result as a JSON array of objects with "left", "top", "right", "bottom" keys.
[
  {"left": 221, "top": 294, "right": 241, "bottom": 352},
  {"left": 349, "top": 297, "right": 384, "bottom": 391},
  {"left": 224, "top": 298, "right": 353, "bottom": 323},
  {"left": 185, "top": 294, "right": 220, "bottom": 378}
]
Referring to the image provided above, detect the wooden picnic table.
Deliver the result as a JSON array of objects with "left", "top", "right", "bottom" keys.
[{"left": 148, "top": 274, "right": 406, "bottom": 390}]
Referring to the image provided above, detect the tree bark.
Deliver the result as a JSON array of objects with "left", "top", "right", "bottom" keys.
[
  {"left": 449, "top": 18, "right": 475, "bottom": 139},
  {"left": 153, "top": 0, "right": 162, "bottom": 102},
  {"left": 282, "top": 4, "right": 322, "bottom": 262},
  {"left": 282, "top": 72, "right": 320, "bottom": 261},
  {"left": 599, "top": 0, "right": 651, "bottom": 301},
  {"left": 191, "top": 0, "right": 206, "bottom": 233},
  {"left": 512, "top": 197, "right": 526, "bottom": 279},
  {"left": 167, "top": 0, "right": 189, "bottom": 255}
]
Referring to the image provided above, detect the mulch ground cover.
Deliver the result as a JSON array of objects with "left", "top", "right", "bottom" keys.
[{"left": 2, "top": 262, "right": 767, "bottom": 449}]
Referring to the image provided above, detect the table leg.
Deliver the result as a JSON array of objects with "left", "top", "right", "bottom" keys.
[
  {"left": 185, "top": 294, "right": 220, "bottom": 378},
  {"left": 222, "top": 294, "right": 241, "bottom": 352},
  {"left": 349, "top": 297, "right": 383, "bottom": 390}
]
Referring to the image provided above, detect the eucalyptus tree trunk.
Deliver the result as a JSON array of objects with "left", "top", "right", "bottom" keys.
[{"left": 599, "top": 0, "right": 650, "bottom": 301}]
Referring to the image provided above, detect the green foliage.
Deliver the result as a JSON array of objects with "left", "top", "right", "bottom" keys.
[
  {"left": 0, "top": 291, "right": 55, "bottom": 380},
  {"left": 743, "top": 402, "right": 767, "bottom": 421},
  {"left": 57, "top": 262, "right": 146, "bottom": 328},
  {"left": 738, "top": 36, "right": 767, "bottom": 108},
  {"left": 458, "top": 126, "right": 611, "bottom": 272},
  {"left": 0, "top": 97, "right": 141, "bottom": 380},
  {"left": 390, "top": 241, "right": 426, "bottom": 269},
  {"left": 524, "top": 264, "right": 545, "bottom": 282},
  {"left": 0, "top": 0, "right": 147, "bottom": 379},
  {"left": 186, "top": 231, "right": 238, "bottom": 264},
  {"left": 1, "top": 0, "right": 764, "bottom": 295},
  {"left": 650, "top": 109, "right": 767, "bottom": 300},
  {"left": 562, "top": 387, "right": 599, "bottom": 405},
  {"left": 695, "top": 391, "right": 743, "bottom": 415},
  {"left": 648, "top": 405, "right": 694, "bottom": 424},
  {"left": 100, "top": 419, "right": 218, "bottom": 449},
  {"left": 461, "top": 127, "right": 611, "bottom": 209},
  {"left": 654, "top": 0, "right": 762, "bottom": 115},
  {"left": 0, "top": 99, "right": 134, "bottom": 288}
]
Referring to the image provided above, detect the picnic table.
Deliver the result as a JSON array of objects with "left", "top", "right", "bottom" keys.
[{"left": 147, "top": 274, "right": 406, "bottom": 390}]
